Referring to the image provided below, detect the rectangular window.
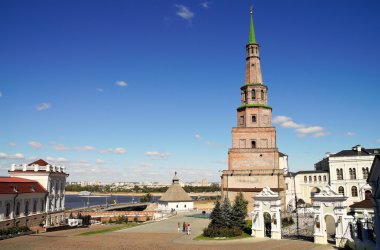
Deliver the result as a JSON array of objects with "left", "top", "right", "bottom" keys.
[
  {"left": 239, "top": 139, "right": 246, "bottom": 148},
  {"left": 251, "top": 140, "right": 256, "bottom": 149},
  {"left": 252, "top": 115, "right": 257, "bottom": 123},
  {"left": 239, "top": 116, "right": 244, "bottom": 125}
]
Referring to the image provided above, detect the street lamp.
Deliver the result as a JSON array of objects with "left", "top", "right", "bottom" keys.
[{"left": 291, "top": 172, "right": 299, "bottom": 238}]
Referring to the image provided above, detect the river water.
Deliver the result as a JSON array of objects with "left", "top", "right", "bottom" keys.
[{"left": 65, "top": 194, "right": 161, "bottom": 209}]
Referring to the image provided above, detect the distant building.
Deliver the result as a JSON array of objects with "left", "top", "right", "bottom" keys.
[
  {"left": 0, "top": 177, "right": 47, "bottom": 230},
  {"left": 9, "top": 159, "right": 69, "bottom": 227},
  {"left": 315, "top": 145, "right": 379, "bottom": 205},
  {"left": 158, "top": 172, "right": 193, "bottom": 212},
  {"left": 285, "top": 170, "right": 329, "bottom": 211}
]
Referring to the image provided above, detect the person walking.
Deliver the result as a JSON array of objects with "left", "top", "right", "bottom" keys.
[
  {"left": 187, "top": 224, "right": 191, "bottom": 235},
  {"left": 177, "top": 222, "right": 181, "bottom": 232},
  {"left": 183, "top": 221, "right": 186, "bottom": 232}
]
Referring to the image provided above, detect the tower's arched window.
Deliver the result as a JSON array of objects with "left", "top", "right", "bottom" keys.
[
  {"left": 313, "top": 176, "right": 317, "bottom": 182},
  {"left": 304, "top": 176, "right": 307, "bottom": 183},
  {"left": 351, "top": 186, "right": 358, "bottom": 197},
  {"left": 261, "top": 90, "right": 264, "bottom": 99},
  {"left": 352, "top": 168, "right": 356, "bottom": 179},
  {"left": 323, "top": 175, "right": 327, "bottom": 182},
  {"left": 16, "top": 201, "right": 20, "bottom": 216},
  {"left": 5, "top": 203, "right": 11, "bottom": 218},
  {"left": 309, "top": 176, "right": 312, "bottom": 182},
  {"left": 251, "top": 89, "right": 256, "bottom": 100},
  {"left": 25, "top": 201, "right": 29, "bottom": 216},
  {"left": 338, "top": 186, "right": 345, "bottom": 195},
  {"left": 252, "top": 115, "right": 257, "bottom": 123},
  {"left": 318, "top": 176, "right": 321, "bottom": 182},
  {"left": 251, "top": 140, "right": 256, "bottom": 149},
  {"left": 244, "top": 91, "right": 247, "bottom": 102}
]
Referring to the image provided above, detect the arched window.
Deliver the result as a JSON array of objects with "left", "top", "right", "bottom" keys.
[
  {"left": 309, "top": 176, "right": 312, "bottom": 182},
  {"left": 16, "top": 201, "right": 20, "bottom": 216},
  {"left": 5, "top": 203, "right": 11, "bottom": 218},
  {"left": 363, "top": 167, "right": 369, "bottom": 179},
  {"left": 351, "top": 186, "right": 358, "bottom": 197},
  {"left": 244, "top": 92, "right": 248, "bottom": 102},
  {"left": 251, "top": 89, "right": 256, "bottom": 100},
  {"left": 40, "top": 199, "right": 45, "bottom": 212},
  {"left": 252, "top": 115, "right": 257, "bottom": 123},
  {"left": 352, "top": 168, "right": 356, "bottom": 179},
  {"left": 340, "top": 169, "right": 344, "bottom": 179},
  {"left": 338, "top": 186, "right": 345, "bottom": 195},
  {"left": 304, "top": 176, "right": 307, "bottom": 183},
  {"left": 337, "top": 168, "right": 343, "bottom": 180},
  {"left": 33, "top": 200, "right": 37, "bottom": 213},
  {"left": 336, "top": 169, "right": 341, "bottom": 180},
  {"left": 349, "top": 168, "right": 353, "bottom": 179},
  {"left": 323, "top": 175, "right": 327, "bottom": 182},
  {"left": 318, "top": 176, "right": 321, "bottom": 182},
  {"left": 25, "top": 201, "right": 29, "bottom": 216},
  {"left": 261, "top": 90, "right": 264, "bottom": 100},
  {"left": 313, "top": 176, "right": 317, "bottom": 182}
]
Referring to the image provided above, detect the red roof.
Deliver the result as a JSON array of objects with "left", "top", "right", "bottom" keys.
[
  {"left": 28, "top": 159, "right": 49, "bottom": 166},
  {"left": 0, "top": 177, "right": 47, "bottom": 194},
  {"left": 350, "top": 199, "right": 373, "bottom": 209}
]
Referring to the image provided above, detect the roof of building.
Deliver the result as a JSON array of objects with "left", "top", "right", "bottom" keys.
[
  {"left": 349, "top": 199, "right": 373, "bottom": 209},
  {"left": 279, "top": 152, "right": 287, "bottom": 157},
  {"left": 0, "top": 177, "right": 47, "bottom": 194},
  {"left": 28, "top": 159, "right": 49, "bottom": 166},
  {"left": 296, "top": 170, "right": 329, "bottom": 175},
  {"left": 331, "top": 145, "right": 380, "bottom": 157},
  {"left": 159, "top": 172, "right": 193, "bottom": 202}
]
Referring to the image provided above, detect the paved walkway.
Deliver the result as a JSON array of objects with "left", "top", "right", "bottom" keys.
[{"left": 0, "top": 211, "right": 338, "bottom": 250}]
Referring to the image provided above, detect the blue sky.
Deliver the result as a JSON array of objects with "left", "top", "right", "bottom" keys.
[{"left": 1, "top": 0, "right": 379, "bottom": 183}]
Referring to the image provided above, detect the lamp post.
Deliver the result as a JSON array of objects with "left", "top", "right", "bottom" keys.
[{"left": 291, "top": 172, "right": 299, "bottom": 238}]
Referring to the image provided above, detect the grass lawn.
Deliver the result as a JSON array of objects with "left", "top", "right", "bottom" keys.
[
  {"left": 195, "top": 232, "right": 251, "bottom": 241},
  {"left": 77, "top": 223, "right": 139, "bottom": 236}
]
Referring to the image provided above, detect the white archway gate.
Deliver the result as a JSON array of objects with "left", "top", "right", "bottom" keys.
[
  {"left": 251, "top": 186, "right": 282, "bottom": 239},
  {"left": 312, "top": 186, "right": 354, "bottom": 247}
]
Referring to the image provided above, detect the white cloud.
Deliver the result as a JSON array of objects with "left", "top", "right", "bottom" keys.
[
  {"left": 97, "top": 88, "right": 103, "bottom": 92},
  {"left": 8, "top": 142, "right": 17, "bottom": 147},
  {"left": 0, "top": 152, "right": 25, "bottom": 159},
  {"left": 175, "top": 4, "right": 194, "bottom": 21},
  {"left": 200, "top": 2, "right": 209, "bottom": 8},
  {"left": 52, "top": 144, "right": 70, "bottom": 151},
  {"left": 96, "top": 159, "right": 105, "bottom": 164},
  {"left": 76, "top": 145, "right": 96, "bottom": 152},
  {"left": 115, "top": 81, "right": 128, "bottom": 87},
  {"left": 273, "top": 115, "right": 328, "bottom": 138},
  {"left": 100, "top": 147, "right": 127, "bottom": 154},
  {"left": 46, "top": 156, "right": 67, "bottom": 163},
  {"left": 194, "top": 133, "right": 222, "bottom": 147},
  {"left": 36, "top": 102, "right": 51, "bottom": 111},
  {"left": 29, "top": 141, "right": 43, "bottom": 149},
  {"left": 144, "top": 151, "right": 172, "bottom": 160},
  {"left": 346, "top": 131, "right": 355, "bottom": 137}
]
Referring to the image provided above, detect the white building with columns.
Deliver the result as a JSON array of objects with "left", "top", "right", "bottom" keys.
[
  {"left": 9, "top": 159, "right": 69, "bottom": 227},
  {"left": 315, "top": 145, "right": 378, "bottom": 206}
]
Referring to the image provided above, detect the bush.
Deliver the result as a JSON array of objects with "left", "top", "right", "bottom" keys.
[
  {"left": 203, "top": 226, "right": 242, "bottom": 238},
  {"left": 243, "top": 219, "right": 252, "bottom": 235}
]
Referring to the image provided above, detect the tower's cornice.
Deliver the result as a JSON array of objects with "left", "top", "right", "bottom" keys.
[
  {"left": 240, "top": 83, "right": 268, "bottom": 90},
  {"left": 237, "top": 104, "right": 272, "bottom": 112}
]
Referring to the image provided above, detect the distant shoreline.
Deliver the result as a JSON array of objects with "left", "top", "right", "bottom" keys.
[{"left": 65, "top": 191, "right": 219, "bottom": 197}]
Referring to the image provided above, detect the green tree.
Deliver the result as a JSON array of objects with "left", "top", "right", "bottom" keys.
[
  {"left": 140, "top": 193, "right": 152, "bottom": 203},
  {"left": 220, "top": 197, "right": 233, "bottom": 228},
  {"left": 209, "top": 199, "right": 223, "bottom": 228},
  {"left": 231, "top": 192, "right": 248, "bottom": 229}
]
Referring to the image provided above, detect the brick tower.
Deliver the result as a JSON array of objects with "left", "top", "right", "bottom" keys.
[{"left": 221, "top": 8, "right": 285, "bottom": 209}]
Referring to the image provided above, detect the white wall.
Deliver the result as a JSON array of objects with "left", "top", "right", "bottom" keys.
[{"left": 158, "top": 201, "right": 194, "bottom": 211}]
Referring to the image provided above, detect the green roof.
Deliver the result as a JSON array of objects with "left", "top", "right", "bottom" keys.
[{"left": 248, "top": 8, "right": 257, "bottom": 44}]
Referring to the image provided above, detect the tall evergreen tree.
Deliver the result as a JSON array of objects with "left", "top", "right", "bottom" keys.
[
  {"left": 231, "top": 192, "right": 248, "bottom": 229},
  {"left": 209, "top": 199, "right": 223, "bottom": 228},
  {"left": 220, "top": 197, "right": 233, "bottom": 228}
]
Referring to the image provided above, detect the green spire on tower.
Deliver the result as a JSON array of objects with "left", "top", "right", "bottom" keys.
[{"left": 248, "top": 6, "right": 257, "bottom": 44}]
